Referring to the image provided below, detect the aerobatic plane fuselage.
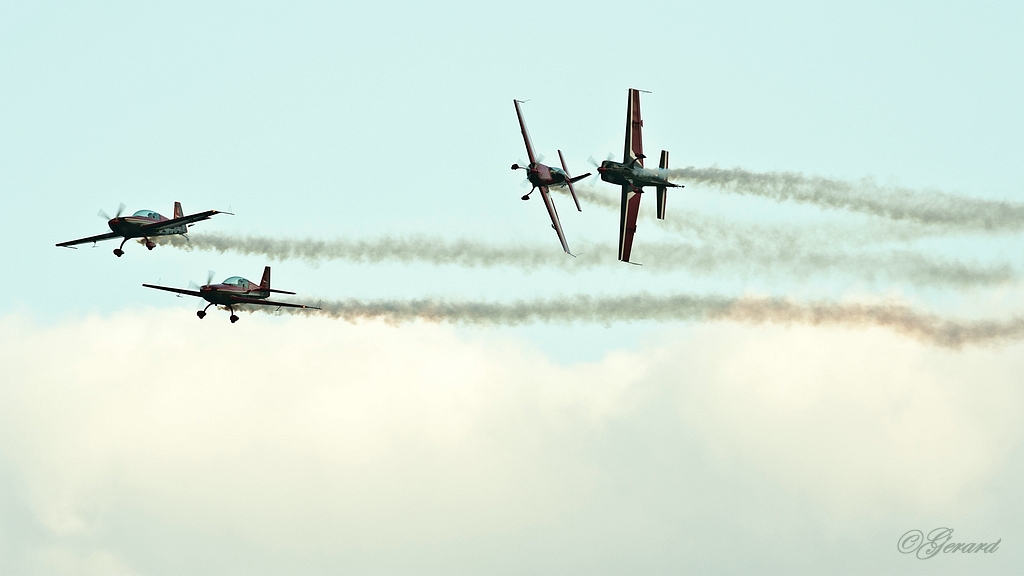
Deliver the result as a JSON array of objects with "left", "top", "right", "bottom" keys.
[{"left": 598, "top": 159, "right": 679, "bottom": 191}]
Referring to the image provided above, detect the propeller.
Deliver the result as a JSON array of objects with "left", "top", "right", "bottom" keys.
[
  {"left": 513, "top": 153, "right": 545, "bottom": 169},
  {"left": 587, "top": 152, "right": 616, "bottom": 169},
  {"left": 98, "top": 203, "right": 126, "bottom": 221},
  {"left": 514, "top": 158, "right": 534, "bottom": 189},
  {"left": 585, "top": 153, "right": 616, "bottom": 185},
  {"left": 189, "top": 270, "right": 216, "bottom": 290}
]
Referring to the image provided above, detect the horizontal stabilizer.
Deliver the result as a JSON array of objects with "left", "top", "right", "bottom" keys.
[
  {"left": 558, "top": 150, "right": 584, "bottom": 212},
  {"left": 656, "top": 150, "right": 669, "bottom": 220}
]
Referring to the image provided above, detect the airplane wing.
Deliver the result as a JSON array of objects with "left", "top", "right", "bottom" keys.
[
  {"left": 142, "top": 284, "right": 203, "bottom": 297},
  {"left": 56, "top": 232, "right": 121, "bottom": 248},
  {"left": 230, "top": 296, "right": 319, "bottom": 309},
  {"left": 538, "top": 185, "right": 571, "bottom": 255},
  {"left": 513, "top": 99, "right": 538, "bottom": 165},
  {"left": 139, "top": 210, "right": 225, "bottom": 232},
  {"left": 618, "top": 185, "right": 642, "bottom": 262},
  {"left": 623, "top": 88, "right": 644, "bottom": 166}
]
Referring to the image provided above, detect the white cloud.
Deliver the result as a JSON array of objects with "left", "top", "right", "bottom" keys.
[{"left": 0, "top": 310, "right": 1020, "bottom": 574}]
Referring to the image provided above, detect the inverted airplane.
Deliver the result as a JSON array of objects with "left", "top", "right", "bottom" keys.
[
  {"left": 510, "top": 99, "right": 590, "bottom": 255},
  {"left": 56, "top": 202, "right": 229, "bottom": 257},
  {"left": 597, "top": 88, "right": 683, "bottom": 263},
  {"left": 143, "top": 266, "right": 320, "bottom": 323}
]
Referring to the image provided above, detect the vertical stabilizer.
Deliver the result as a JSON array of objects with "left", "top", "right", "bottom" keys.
[
  {"left": 173, "top": 202, "right": 184, "bottom": 219},
  {"left": 656, "top": 150, "right": 669, "bottom": 220},
  {"left": 260, "top": 266, "right": 271, "bottom": 290}
]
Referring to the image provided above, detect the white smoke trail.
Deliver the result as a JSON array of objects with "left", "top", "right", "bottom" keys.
[
  {"left": 265, "top": 293, "right": 1024, "bottom": 349},
  {"left": 158, "top": 234, "right": 1012, "bottom": 288},
  {"left": 665, "top": 166, "right": 1024, "bottom": 231},
  {"left": 556, "top": 185, "right": 942, "bottom": 246}
]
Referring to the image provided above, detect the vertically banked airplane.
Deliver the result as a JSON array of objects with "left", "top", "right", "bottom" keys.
[
  {"left": 510, "top": 99, "right": 590, "bottom": 255},
  {"left": 597, "top": 89, "right": 683, "bottom": 263},
  {"left": 56, "top": 201, "right": 229, "bottom": 257},
  {"left": 143, "top": 266, "right": 319, "bottom": 323}
]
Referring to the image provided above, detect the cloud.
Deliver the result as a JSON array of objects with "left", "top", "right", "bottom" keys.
[{"left": 0, "top": 311, "right": 1020, "bottom": 573}]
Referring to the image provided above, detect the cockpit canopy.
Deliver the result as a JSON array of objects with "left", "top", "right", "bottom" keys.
[
  {"left": 132, "top": 210, "right": 161, "bottom": 219},
  {"left": 221, "top": 276, "right": 250, "bottom": 287}
]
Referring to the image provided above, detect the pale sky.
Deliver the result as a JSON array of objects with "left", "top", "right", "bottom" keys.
[{"left": 1, "top": 1, "right": 1022, "bottom": 573}]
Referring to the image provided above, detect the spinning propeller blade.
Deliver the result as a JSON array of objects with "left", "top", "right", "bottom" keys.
[
  {"left": 586, "top": 153, "right": 615, "bottom": 184},
  {"left": 98, "top": 203, "right": 127, "bottom": 221}
]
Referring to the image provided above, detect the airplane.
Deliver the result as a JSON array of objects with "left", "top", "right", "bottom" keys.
[
  {"left": 56, "top": 201, "right": 229, "bottom": 257},
  {"left": 510, "top": 99, "right": 591, "bottom": 255},
  {"left": 143, "top": 266, "right": 320, "bottom": 323},
  {"left": 596, "top": 88, "right": 683, "bottom": 263}
]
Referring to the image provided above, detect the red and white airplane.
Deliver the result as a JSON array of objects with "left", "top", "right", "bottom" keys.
[
  {"left": 510, "top": 99, "right": 590, "bottom": 255},
  {"left": 56, "top": 201, "right": 228, "bottom": 257},
  {"left": 596, "top": 89, "right": 682, "bottom": 263},
  {"left": 143, "top": 266, "right": 319, "bottom": 323}
]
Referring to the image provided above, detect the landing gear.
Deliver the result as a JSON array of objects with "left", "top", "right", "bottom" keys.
[
  {"left": 522, "top": 186, "right": 535, "bottom": 201},
  {"left": 197, "top": 303, "right": 213, "bottom": 320},
  {"left": 145, "top": 238, "right": 155, "bottom": 250},
  {"left": 113, "top": 237, "right": 128, "bottom": 257},
  {"left": 228, "top": 306, "right": 238, "bottom": 324}
]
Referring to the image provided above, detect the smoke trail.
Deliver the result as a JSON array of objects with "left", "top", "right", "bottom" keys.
[
  {"left": 267, "top": 293, "right": 1024, "bottom": 349},
  {"left": 556, "top": 185, "right": 942, "bottom": 246},
  {"left": 161, "top": 234, "right": 568, "bottom": 270},
  {"left": 666, "top": 166, "right": 1024, "bottom": 231},
  {"left": 158, "top": 234, "right": 1013, "bottom": 288}
]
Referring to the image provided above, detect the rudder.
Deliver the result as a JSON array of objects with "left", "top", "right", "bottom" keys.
[
  {"left": 260, "top": 266, "right": 271, "bottom": 290},
  {"left": 173, "top": 202, "right": 184, "bottom": 219}
]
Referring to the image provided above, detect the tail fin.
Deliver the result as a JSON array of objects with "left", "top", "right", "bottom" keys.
[
  {"left": 656, "top": 150, "right": 669, "bottom": 220},
  {"left": 558, "top": 150, "right": 584, "bottom": 212},
  {"left": 260, "top": 266, "right": 271, "bottom": 290},
  {"left": 173, "top": 202, "right": 184, "bottom": 219}
]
